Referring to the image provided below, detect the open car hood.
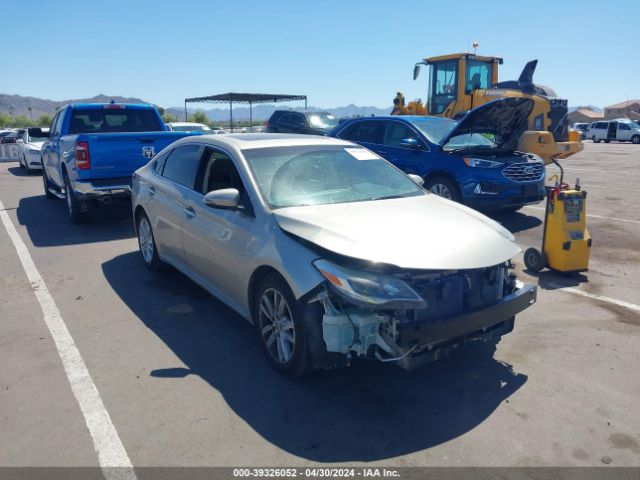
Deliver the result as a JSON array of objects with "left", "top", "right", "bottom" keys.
[
  {"left": 440, "top": 97, "right": 534, "bottom": 150},
  {"left": 274, "top": 194, "right": 520, "bottom": 270}
]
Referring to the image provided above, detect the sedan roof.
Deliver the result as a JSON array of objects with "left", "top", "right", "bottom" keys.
[{"left": 174, "top": 133, "right": 354, "bottom": 150}]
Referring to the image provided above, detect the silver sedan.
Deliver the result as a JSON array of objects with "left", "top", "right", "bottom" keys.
[{"left": 131, "top": 134, "right": 536, "bottom": 377}]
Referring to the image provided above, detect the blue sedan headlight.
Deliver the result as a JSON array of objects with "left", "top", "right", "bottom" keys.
[{"left": 463, "top": 157, "right": 502, "bottom": 168}]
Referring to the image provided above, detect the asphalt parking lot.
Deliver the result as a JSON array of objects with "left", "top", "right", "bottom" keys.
[{"left": 0, "top": 142, "right": 639, "bottom": 471}]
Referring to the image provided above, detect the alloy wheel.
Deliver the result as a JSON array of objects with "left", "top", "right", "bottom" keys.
[
  {"left": 259, "top": 288, "right": 296, "bottom": 364},
  {"left": 138, "top": 217, "right": 154, "bottom": 264},
  {"left": 429, "top": 183, "right": 452, "bottom": 199}
]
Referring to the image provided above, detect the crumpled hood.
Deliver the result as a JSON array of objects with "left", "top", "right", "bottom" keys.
[
  {"left": 441, "top": 97, "right": 534, "bottom": 150},
  {"left": 274, "top": 194, "right": 520, "bottom": 270}
]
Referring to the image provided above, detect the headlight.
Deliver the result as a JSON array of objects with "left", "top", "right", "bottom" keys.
[
  {"left": 27, "top": 149, "right": 40, "bottom": 155},
  {"left": 313, "top": 259, "right": 426, "bottom": 308},
  {"left": 463, "top": 157, "right": 502, "bottom": 168}
]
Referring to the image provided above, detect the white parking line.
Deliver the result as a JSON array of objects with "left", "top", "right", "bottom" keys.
[
  {"left": 562, "top": 168, "right": 640, "bottom": 175},
  {"left": 547, "top": 283, "right": 640, "bottom": 312},
  {"left": 581, "top": 184, "right": 640, "bottom": 193},
  {"left": 0, "top": 199, "right": 136, "bottom": 480},
  {"left": 523, "top": 206, "right": 640, "bottom": 225}
]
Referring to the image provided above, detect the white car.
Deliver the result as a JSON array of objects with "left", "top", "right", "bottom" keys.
[
  {"left": 18, "top": 127, "right": 49, "bottom": 172},
  {"left": 587, "top": 120, "right": 640, "bottom": 144},
  {"left": 166, "top": 122, "right": 226, "bottom": 134}
]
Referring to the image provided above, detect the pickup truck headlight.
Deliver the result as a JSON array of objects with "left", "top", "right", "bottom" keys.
[
  {"left": 463, "top": 157, "right": 502, "bottom": 168},
  {"left": 313, "top": 259, "right": 426, "bottom": 308}
]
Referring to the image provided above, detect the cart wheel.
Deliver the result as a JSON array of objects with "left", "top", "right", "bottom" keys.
[{"left": 524, "top": 248, "right": 546, "bottom": 273}]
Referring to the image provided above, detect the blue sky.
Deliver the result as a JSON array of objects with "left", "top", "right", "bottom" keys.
[{"left": 4, "top": 0, "right": 638, "bottom": 109}]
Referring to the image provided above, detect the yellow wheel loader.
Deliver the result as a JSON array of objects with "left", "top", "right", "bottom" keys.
[{"left": 392, "top": 53, "right": 583, "bottom": 164}]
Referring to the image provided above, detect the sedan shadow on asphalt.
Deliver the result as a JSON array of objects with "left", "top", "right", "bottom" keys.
[
  {"left": 6, "top": 165, "right": 38, "bottom": 177},
  {"left": 102, "top": 252, "right": 528, "bottom": 463},
  {"left": 487, "top": 210, "right": 542, "bottom": 234},
  {"left": 16, "top": 195, "right": 135, "bottom": 247}
]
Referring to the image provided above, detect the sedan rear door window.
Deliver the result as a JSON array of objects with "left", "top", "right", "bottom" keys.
[{"left": 339, "top": 121, "right": 384, "bottom": 144}]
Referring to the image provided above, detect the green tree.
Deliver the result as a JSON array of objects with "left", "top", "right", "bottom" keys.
[
  {"left": 0, "top": 112, "right": 11, "bottom": 127},
  {"left": 188, "top": 111, "right": 208, "bottom": 124},
  {"left": 11, "top": 115, "right": 34, "bottom": 127},
  {"left": 162, "top": 112, "right": 177, "bottom": 123},
  {"left": 38, "top": 115, "right": 53, "bottom": 127}
]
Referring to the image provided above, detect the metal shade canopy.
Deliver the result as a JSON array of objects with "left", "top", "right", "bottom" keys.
[{"left": 184, "top": 92, "right": 308, "bottom": 130}]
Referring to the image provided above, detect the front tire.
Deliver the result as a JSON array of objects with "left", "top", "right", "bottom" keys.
[
  {"left": 592, "top": 136, "right": 600, "bottom": 143},
  {"left": 631, "top": 135, "right": 640, "bottom": 145},
  {"left": 425, "top": 176, "right": 461, "bottom": 202},
  {"left": 136, "top": 212, "right": 165, "bottom": 271},
  {"left": 254, "top": 274, "right": 312, "bottom": 378},
  {"left": 42, "top": 167, "right": 56, "bottom": 199}
]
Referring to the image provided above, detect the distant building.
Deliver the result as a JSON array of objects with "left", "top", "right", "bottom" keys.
[
  {"left": 604, "top": 99, "right": 640, "bottom": 121},
  {"left": 568, "top": 108, "right": 604, "bottom": 125}
]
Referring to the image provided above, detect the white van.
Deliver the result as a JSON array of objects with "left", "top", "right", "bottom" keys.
[{"left": 587, "top": 120, "right": 640, "bottom": 144}]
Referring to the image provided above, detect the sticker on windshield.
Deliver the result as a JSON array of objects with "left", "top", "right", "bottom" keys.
[{"left": 345, "top": 148, "right": 378, "bottom": 160}]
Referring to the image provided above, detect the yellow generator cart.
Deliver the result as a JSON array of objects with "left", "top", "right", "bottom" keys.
[{"left": 524, "top": 162, "right": 591, "bottom": 273}]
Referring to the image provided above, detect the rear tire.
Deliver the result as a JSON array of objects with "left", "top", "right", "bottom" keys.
[
  {"left": 64, "top": 173, "right": 90, "bottom": 224},
  {"left": 425, "top": 176, "right": 461, "bottom": 202},
  {"left": 253, "top": 273, "right": 313, "bottom": 378},
  {"left": 631, "top": 135, "right": 640, "bottom": 145},
  {"left": 592, "top": 136, "right": 600, "bottom": 143},
  {"left": 136, "top": 212, "right": 165, "bottom": 271},
  {"left": 524, "top": 247, "right": 546, "bottom": 273}
]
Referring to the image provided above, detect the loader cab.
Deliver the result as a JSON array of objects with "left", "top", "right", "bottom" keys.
[{"left": 419, "top": 54, "right": 502, "bottom": 117}]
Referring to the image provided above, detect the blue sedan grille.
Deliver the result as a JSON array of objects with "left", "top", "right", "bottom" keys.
[{"left": 502, "top": 162, "right": 545, "bottom": 183}]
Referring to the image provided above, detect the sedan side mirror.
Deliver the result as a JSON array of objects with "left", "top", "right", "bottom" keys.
[
  {"left": 408, "top": 174, "right": 424, "bottom": 186},
  {"left": 203, "top": 188, "right": 240, "bottom": 209},
  {"left": 400, "top": 138, "right": 422, "bottom": 149}
]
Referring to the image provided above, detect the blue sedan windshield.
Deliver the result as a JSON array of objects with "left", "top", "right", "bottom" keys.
[
  {"left": 407, "top": 117, "right": 457, "bottom": 144},
  {"left": 243, "top": 145, "right": 424, "bottom": 209}
]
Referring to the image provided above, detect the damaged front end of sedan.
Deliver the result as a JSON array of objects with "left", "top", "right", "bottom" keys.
[{"left": 303, "top": 258, "right": 537, "bottom": 371}]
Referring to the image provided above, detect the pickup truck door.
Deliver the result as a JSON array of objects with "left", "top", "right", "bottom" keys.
[
  {"left": 149, "top": 144, "right": 201, "bottom": 269},
  {"left": 42, "top": 110, "right": 65, "bottom": 187},
  {"left": 181, "top": 147, "right": 254, "bottom": 312}
]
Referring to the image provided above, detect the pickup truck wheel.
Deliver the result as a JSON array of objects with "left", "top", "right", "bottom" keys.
[
  {"left": 42, "top": 168, "right": 56, "bottom": 200},
  {"left": 136, "top": 213, "right": 165, "bottom": 271},
  {"left": 632, "top": 135, "right": 640, "bottom": 144},
  {"left": 425, "top": 176, "right": 461, "bottom": 202},
  {"left": 64, "top": 174, "right": 90, "bottom": 224},
  {"left": 253, "top": 274, "right": 312, "bottom": 378}
]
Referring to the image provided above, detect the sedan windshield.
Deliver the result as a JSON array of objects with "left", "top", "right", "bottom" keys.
[{"left": 243, "top": 145, "right": 424, "bottom": 208}]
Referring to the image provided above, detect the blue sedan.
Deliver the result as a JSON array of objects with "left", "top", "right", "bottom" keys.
[{"left": 330, "top": 98, "right": 545, "bottom": 211}]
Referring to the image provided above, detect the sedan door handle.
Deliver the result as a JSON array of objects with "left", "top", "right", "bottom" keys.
[
  {"left": 184, "top": 206, "right": 196, "bottom": 218},
  {"left": 148, "top": 186, "right": 155, "bottom": 195}
]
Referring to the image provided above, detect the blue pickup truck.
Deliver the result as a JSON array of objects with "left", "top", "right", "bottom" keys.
[{"left": 41, "top": 103, "right": 197, "bottom": 223}]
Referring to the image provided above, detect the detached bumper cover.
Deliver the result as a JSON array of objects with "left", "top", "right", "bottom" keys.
[{"left": 397, "top": 282, "right": 537, "bottom": 347}]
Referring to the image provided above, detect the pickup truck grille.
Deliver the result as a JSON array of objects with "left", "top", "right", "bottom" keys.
[{"left": 502, "top": 162, "right": 545, "bottom": 183}]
